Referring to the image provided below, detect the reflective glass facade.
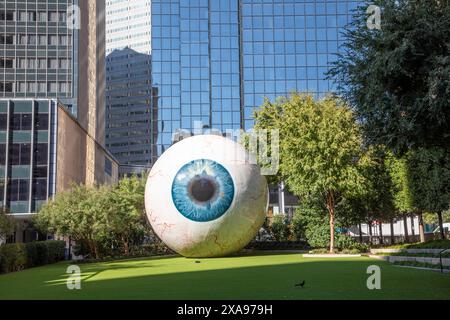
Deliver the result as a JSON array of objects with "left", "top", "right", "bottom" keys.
[
  {"left": 152, "top": 0, "right": 359, "bottom": 154},
  {"left": 105, "top": 1, "right": 157, "bottom": 173},
  {"left": 0, "top": 99, "right": 57, "bottom": 214}
]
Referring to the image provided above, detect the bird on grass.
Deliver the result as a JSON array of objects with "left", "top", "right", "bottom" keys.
[{"left": 295, "top": 280, "right": 305, "bottom": 288}]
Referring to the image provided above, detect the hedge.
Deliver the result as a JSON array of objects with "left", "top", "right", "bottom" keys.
[
  {"left": 0, "top": 240, "right": 66, "bottom": 274},
  {"left": 245, "top": 241, "right": 310, "bottom": 251}
]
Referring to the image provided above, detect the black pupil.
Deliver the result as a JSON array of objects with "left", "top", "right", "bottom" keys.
[{"left": 190, "top": 177, "right": 216, "bottom": 202}]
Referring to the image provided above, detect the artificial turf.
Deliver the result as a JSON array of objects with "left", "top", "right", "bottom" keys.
[{"left": 0, "top": 253, "right": 449, "bottom": 300}]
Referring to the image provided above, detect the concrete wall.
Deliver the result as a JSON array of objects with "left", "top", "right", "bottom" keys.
[
  {"left": 77, "top": 0, "right": 105, "bottom": 146},
  {"left": 56, "top": 105, "right": 118, "bottom": 192}
]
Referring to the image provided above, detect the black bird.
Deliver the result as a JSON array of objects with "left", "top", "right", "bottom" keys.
[{"left": 295, "top": 280, "right": 305, "bottom": 288}]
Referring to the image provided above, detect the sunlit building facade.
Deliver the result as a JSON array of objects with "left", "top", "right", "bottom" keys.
[
  {"left": 151, "top": 0, "right": 360, "bottom": 214},
  {"left": 151, "top": 0, "right": 360, "bottom": 153},
  {"left": 105, "top": 0, "right": 158, "bottom": 175}
]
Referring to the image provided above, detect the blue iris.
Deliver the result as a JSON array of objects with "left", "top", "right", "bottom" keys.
[{"left": 172, "top": 159, "right": 235, "bottom": 222}]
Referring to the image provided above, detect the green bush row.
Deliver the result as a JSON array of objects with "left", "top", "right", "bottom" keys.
[
  {"left": 382, "top": 239, "right": 450, "bottom": 250},
  {"left": 393, "top": 260, "right": 450, "bottom": 270},
  {"left": 245, "top": 241, "right": 310, "bottom": 251},
  {"left": 0, "top": 240, "right": 66, "bottom": 274}
]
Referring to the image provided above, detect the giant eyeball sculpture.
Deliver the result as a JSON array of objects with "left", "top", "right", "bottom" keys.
[{"left": 145, "top": 135, "right": 268, "bottom": 258}]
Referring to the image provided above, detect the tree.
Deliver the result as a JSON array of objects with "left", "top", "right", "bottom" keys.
[
  {"left": 406, "top": 148, "right": 450, "bottom": 239},
  {"left": 34, "top": 184, "right": 109, "bottom": 259},
  {"left": 347, "top": 146, "right": 397, "bottom": 244},
  {"left": 329, "top": 0, "right": 450, "bottom": 154},
  {"left": 385, "top": 153, "right": 418, "bottom": 242},
  {"left": 105, "top": 175, "right": 148, "bottom": 255},
  {"left": 254, "top": 94, "right": 364, "bottom": 252},
  {"left": 0, "top": 208, "right": 17, "bottom": 244},
  {"left": 34, "top": 176, "right": 159, "bottom": 259}
]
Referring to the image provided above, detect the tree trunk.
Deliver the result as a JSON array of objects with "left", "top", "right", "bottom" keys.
[
  {"left": 358, "top": 223, "right": 363, "bottom": 243},
  {"left": 390, "top": 219, "right": 395, "bottom": 244},
  {"left": 410, "top": 213, "right": 415, "bottom": 236},
  {"left": 403, "top": 214, "right": 409, "bottom": 243},
  {"left": 368, "top": 221, "right": 373, "bottom": 245},
  {"left": 327, "top": 191, "right": 335, "bottom": 253},
  {"left": 378, "top": 222, "right": 383, "bottom": 245},
  {"left": 418, "top": 211, "right": 425, "bottom": 243},
  {"left": 437, "top": 211, "right": 445, "bottom": 240}
]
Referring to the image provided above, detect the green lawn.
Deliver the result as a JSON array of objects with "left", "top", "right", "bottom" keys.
[{"left": 0, "top": 253, "right": 449, "bottom": 300}]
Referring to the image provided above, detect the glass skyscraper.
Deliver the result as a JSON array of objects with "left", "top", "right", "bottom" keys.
[
  {"left": 105, "top": 0, "right": 159, "bottom": 175},
  {"left": 151, "top": 0, "right": 360, "bottom": 154}
]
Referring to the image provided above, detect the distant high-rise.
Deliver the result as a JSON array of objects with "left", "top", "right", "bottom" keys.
[{"left": 105, "top": 0, "right": 156, "bottom": 176}]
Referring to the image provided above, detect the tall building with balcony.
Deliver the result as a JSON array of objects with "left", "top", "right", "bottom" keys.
[
  {"left": 105, "top": 0, "right": 157, "bottom": 176},
  {"left": 0, "top": 0, "right": 117, "bottom": 242},
  {"left": 151, "top": 0, "right": 360, "bottom": 213}
]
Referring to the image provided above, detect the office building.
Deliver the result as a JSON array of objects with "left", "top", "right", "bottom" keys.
[
  {"left": 0, "top": 0, "right": 116, "bottom": 242},
  {"left": 151, "top": 0, "right": 360, "bottom": 213},
  {"left": 105, "top": 0, "right": 157, "bottom": 175}
]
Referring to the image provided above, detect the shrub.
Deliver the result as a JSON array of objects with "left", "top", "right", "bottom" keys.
[
  {"left": 246, "top": 241, "right": 309, "bottom": 251},
  {"left": 0, "top": 243, "right": 27, "bottom": 273},
  {"left": 46, "top": 240, "right": 65, "bottom": 263},
  {"left": 0, "top": 240, "right": 66, "bottom": 274},
  {"left": 335, "top": 234, "right": 369, "bottom": 253}
]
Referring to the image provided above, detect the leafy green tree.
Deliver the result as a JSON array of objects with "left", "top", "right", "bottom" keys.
[
  {"left": 254, "top": 94, "right": 364, "bottom": 252},
  {"left": 406, "top": 148, "right": 450, "bottom": 239},
  {"left": 385, "top": 153, "right": 418, "bottom": 242},
  {"left": 329, "top": 0, "right": 450, "bottom": 153},
  {"left": 356, "top": 147, "right": 397, "bottom": 244},
  {"left": 105, "top": 175, "right": 149, "bottom": 255},
  {"left": 34, "top": 184, "right": 109, "bottom": 259}
]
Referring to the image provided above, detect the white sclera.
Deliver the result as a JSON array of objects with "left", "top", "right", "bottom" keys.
[{"left": 145, "top": 134, "right": 269, "bottom": 258}]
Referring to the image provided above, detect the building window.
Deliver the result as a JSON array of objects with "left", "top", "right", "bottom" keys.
[
  {"left": 59, "top": 82, "right": 69, "bottom": 93},
  {"left": 28, "top": 59, "right": 37, "bottom": 69},
  {"left": 27, "top": 82, "right": 37, "bottom": 93},
  {"left": 11, "top": 114, "right": 32, "bottom": 131},
  {"left": 0, "top": 35, "right": 14, "bottom": 44},
  {"left": 105, "top": 158, "right": 113, "bottom": 176},
  {"left": 48, "top": 58, "right": 58, "bottom": 69},
  {"left": 48, "top": 11, "right": 58, "bottom": 22},
  {"left": 38, "top": 12, "right": 47, "bottom": 22},
  {"left": 47, "top": 82, "right": 58, "bottom": 92},
  {"left": 10, "top": 143, "right": 31, "bottom": 165},
  {"left": 59, "top": 59, "right": 70, "bottom": 69},
  {"left": 0, "top": 114, "right": 7, "bottom": 130},
  {"left": 38, "top": 82, "right": 46, "bottom": 93},
  {"left": 32, "top": 179, "right": 47, "bottom": 201},
  {"left": 0, "top": 58, "right": 13, "bottom": 68},
  {"left": 0, "top": 144, "right": 6, "bottom": 165},
  {"left": 19, "top": 35, "right": 27, "bottom": 45},
  {"left": 7, "top": 179, "right": 30, "bottom": 202},
  {"left": 48, "top": 35, "right": 58, "bottom": 46},
  {"left": 35, "top": 114, "right": 49, "bottom": 130},
  {"left": 0, "top": 11, "right": 14, "bottom": 21},
  {"left": 38, "top": 35, "right": 47, "bottom": 45},
  {"left": 0, "top": 82, "right": 13, "bottom": 93},
  {"left": 38, "top": 58, "right": 47, "bottom": 69},
  {"left": 34, "top": 144, "right": 48, "bottom": 166}
]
